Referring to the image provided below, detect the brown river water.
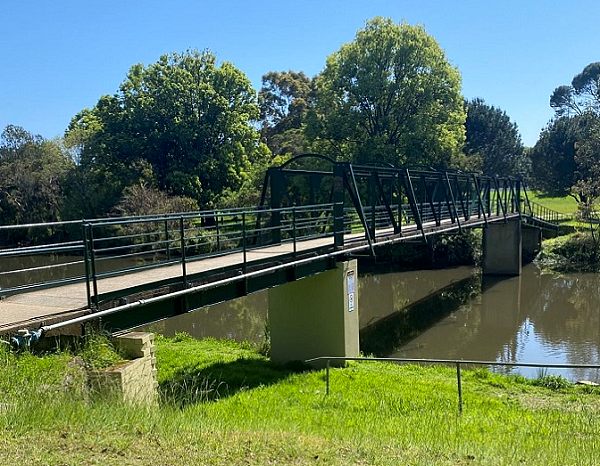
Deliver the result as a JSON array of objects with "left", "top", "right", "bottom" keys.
[{"left": 146, "top": 263, "right": 600, "bottom": 383}]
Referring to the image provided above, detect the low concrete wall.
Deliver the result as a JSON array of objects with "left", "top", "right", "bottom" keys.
[{"left": 88, "top": 332, "right": 158, "bottom": 404}]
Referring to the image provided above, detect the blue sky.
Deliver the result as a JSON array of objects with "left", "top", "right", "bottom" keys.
[{"left": 2, "top": 0, "right": 599, "bottom": 147}]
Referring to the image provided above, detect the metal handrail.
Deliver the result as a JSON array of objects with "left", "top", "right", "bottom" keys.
[{"left": 305, "top": 356, "right": 600, "bottom": 413}]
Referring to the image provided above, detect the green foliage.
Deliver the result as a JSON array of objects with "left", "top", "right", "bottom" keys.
[
  {"left": 259, "top": 71, "right": 314, "bottom": 155},
  {"left": 431, "top": 230, "right": 482, "bottom": 266},
  {"left": 529, "top": 116, "right": 583, "bottom": 199},
  {"left": 463, "top": 98, "right": 528, "bottom": 176},
  {"left": 308, "top": 17, "right": 466, "bottom": 167},
  {"left": 66, "top": 50, "right": 269, "bottom": 209},
  {"left": 78, "top": 333, "right": 124, "bottom": 370},
  {"left": 536, "top": 232, "right": 600, "bottom": 271},
  {"left": 537, "top": 63, "right": 600, "bottom": 206},
  {"left": 533, "top": 369, "right": 571, "bottom": 390},
  {"left": 0, "top": 125, "right": 73, "bottom": 226},
  {"left": 550, "top": 62, "right": 600, "bottom": 117}
]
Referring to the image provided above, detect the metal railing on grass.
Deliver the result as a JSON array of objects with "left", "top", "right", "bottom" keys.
[{"left": 305, "top": 356, "right": 600, "bottom": 414}]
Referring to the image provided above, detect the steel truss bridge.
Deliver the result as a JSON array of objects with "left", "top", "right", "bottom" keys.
[{"left": 0, "top": 154, "right": 565, "bottom": 334}]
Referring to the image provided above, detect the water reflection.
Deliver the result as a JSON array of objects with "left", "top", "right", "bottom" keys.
[
  {"left": 139, "top": 262, "right": 600, "bottom": 382},
  {"left": 393, "top": 265, "right": 600, "bottom": 382},
  {"left": 144, "top": 292, "right": 268, "bottom": 344}
]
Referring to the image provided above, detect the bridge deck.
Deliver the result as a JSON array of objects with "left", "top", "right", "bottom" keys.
[{"left": 0, "top": 213, "right": 516, "bottom": 333}]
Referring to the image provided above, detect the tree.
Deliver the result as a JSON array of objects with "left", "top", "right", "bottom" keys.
[
  {"left": 307, "top": 17, "right": 466, "bottom": 167},
  {"left": 464, "top": 98, "right": 527, "bottom": 176},
  {"left": 540, "top": 61, "right": 600, "bottom": 206},
  {"left": 550, "top": 62, "right": 600, "bottom": 117},
  {"left": 529, "top": 116, "right": 587, "bottom": 201},
  {"left": 67, "top": 50, "right": 269, "bottom": 210},
  {"left": 258, "top": 71, "right": 314, "bottom": 155},
  {"left": 572, "top": 116, "right": 600, "bottom": 211},
  {"left": 0, "top": 125, "right": 72, "bottom": 225}
]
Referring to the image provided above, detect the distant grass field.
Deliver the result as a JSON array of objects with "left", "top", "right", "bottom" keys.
[{"left": 527, "top": 191, "right": 579, "bottom": 214}]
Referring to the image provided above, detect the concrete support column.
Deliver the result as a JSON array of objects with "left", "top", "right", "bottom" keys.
[
  {"left": 268, "top": 260, "right": 359, "bottom": 367},
  {"left": 482, "top": 219, "right": 522, "bottom": 276},
  {"left": 522, "top": 226, "right": 542, "bottom": 263}
]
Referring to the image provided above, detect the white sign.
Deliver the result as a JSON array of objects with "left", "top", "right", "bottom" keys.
[
  {"left": 347, "top": 271, "right": 355, "bottom": 312},
  {"left": 347, "top": 271, "right": 355, "bottom": 294}
]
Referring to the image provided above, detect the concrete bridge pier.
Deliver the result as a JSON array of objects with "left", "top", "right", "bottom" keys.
[
  {"left": 482, "top": 219, "right": 522, "bottom": 276},
  {"left": 268, "top": 260, "right": 359, "bottom": 368},
  {"left": 522, "top": 226, "right": 543, "bottom": 263}
]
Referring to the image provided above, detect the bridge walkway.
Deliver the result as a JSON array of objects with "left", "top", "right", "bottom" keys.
[{"left": 0, "top": 212, "right": 512, "bottom": 332}]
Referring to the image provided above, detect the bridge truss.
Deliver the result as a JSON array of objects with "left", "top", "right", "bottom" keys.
[{"left": 0, "top": 154, "right": 565, "bottom": 333}]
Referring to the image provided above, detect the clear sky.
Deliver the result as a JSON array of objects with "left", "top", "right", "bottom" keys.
[{"left": 2, "top": 0, "right": 599, "bottom": 147}]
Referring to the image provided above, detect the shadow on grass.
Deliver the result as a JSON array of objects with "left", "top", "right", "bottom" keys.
[{"left": 159, "top": 357, "right": 311, "bottom": 407}]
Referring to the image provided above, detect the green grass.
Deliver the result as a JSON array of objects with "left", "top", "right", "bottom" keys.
[
  {"left": 527, "top": 191, "right": 579, "bottom": 214},
  {"left": 1, "top": 336, "right": 600, "bottom": 465}
]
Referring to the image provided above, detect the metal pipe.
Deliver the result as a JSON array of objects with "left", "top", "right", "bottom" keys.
[
  {"left": 456, "top": 362, "right": 463, "bottom": 413},
  {"left": 304, "top": 355, "right": 600, "bottom": 370},
  {"left": 326, "top": 359, "right": 330, "bottom": 396}
]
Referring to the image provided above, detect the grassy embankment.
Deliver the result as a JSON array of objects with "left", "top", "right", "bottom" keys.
[
  {"left": 1, "top": 334, "right": 599, "bottom": 465},
  {"left": 527, "top": 191, "right": 579, "bottom": 215},
  {"left": 528, "top": 192, "right": 600, "bottom": 270}
]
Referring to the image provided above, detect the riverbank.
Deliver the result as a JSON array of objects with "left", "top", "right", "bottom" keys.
[
  {"left": 2, "top": 335, "right": 599, "bottom": 465},
  {"left": 536, "top": 231, "right": 600, "bottom": 271}
]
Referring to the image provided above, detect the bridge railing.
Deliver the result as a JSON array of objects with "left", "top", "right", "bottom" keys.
[
  {"left": 0, "top": 203, "right": 339, "bottom": 307},
  {"left": 521, "top": 200, "right": 570, "bottom": 227}
]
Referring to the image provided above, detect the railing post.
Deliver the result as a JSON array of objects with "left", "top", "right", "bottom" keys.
[
  {"left": 180, "top": 217, "right": 187, "bottom": 288},
  {"left": 270, "top": 169, "right": 283, "bottom": 244},
  {"left": 333, "top": 163, "right": 345, "bottom": 248},
  {"left": 456, "top": 362, "right": 463, "bottom": 414},
  {"left": 326, "top": 359, "right": 330, "bottom": 396},
  {"left": 370, "top": 171, "right": 377, "bottom": 239},
  {"left": 89, "top": 223, "right": 99, "bottom": 309},
  {"left": 164, "top": 219, "right": 171, "bottom": 261},
  {"left": 215, "top": 211, "right": 221, "bottom": 251},
  {"left": 82, "top": 222, "right": 92, "bottom": 309},
  {"left": 242, "top": 212, "right": 247, "bottom": 273},
  {"left": 292, "top": 207, "right": 297, "bottom": 259}
]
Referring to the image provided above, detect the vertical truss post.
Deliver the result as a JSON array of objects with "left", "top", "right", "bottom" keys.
[
  {"left": 423, "top": 175, "right": 441, "bottom": 226},
  {"left": 82, "top": 222, "right": 92, "bottom": 309},
  {"left": 374, "top": 172, "right": 399, "bottom": 234},
  {"left": 333, "top": 163, "right": 345, "bottom": 248},
  {"left": 369, "top": 171, "right": 377, "bottom": 240},
  {"left": 472, "top": 174, "right": 488, "bottom": 225},
  {"left": 270, "top": 168, "right": 283, "bottom": 244},
  {"left": 455, "top": 176, "right": 468, "bottom": 221},
  {"left": 347, "top": 165, "right": 375, "bottom": 255},
  {"left": 403, "top": 169, "right": 427, "bottom": 244},
  {"left": 493, "top": 177, "right": 507, "bottom": 220},
  {"left": 444, "top": 172, "right": 462, "bottom": 232},
  {"left": 515, "top": 179, "right": 522, "bottom": 216},
  {"left": 89, "top": 223, "right": 99, "bottom": 309},
  {"left": 397, "top": 171, "right": 403, "bottom": 234}
]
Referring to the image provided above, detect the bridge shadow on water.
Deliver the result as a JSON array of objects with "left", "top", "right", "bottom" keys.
[
  {"left": 360, "top": 274, "right": 481, "bottom": 357},
  {"left": 159, "top": 357, "right": 311, "bottom": 408}
]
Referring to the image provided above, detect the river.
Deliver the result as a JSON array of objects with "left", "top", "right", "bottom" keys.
[{"left": 146, "top": 263, "right": 600, "bottom": 383}]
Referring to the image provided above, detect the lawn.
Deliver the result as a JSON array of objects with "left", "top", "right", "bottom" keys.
[
  {"left": 527, "top": 191, "right": 579, "bottom": 214},
  {"left": 1, "top": 335, "right": 599, "bottom": 465}
]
